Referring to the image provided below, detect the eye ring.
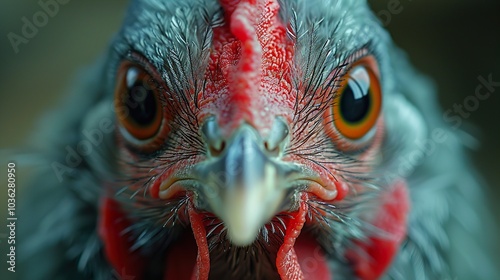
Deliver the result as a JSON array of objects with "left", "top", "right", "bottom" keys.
[
  {"left": 114, "top": 61, "right": 164, "bottom": 142},
  {"left": 329, "top": 56, "right": 382, "bottom": 143}
]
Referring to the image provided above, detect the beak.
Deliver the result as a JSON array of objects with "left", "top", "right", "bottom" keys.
[{"left": 195, "top": 124, "right": 295, "bottom": 246}]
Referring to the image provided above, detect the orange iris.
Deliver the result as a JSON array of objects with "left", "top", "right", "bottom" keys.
[
  {"left": 332, "top": 58, "right": 382, "bottom": 140},
  {"left": 114, "top": 61, "right": 163, "bottom": 141}
]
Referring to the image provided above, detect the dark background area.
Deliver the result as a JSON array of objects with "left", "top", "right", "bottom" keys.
[{"left": 0, "top": 0, "right": 498, "bottom": 277}]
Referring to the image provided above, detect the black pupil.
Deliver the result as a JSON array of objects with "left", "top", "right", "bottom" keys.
[
  {"left": 126, "top": 78, "right": 157, "bottom": 126},
  {"left": 340, "top": 79, "right": 371, "bottom": 124}
]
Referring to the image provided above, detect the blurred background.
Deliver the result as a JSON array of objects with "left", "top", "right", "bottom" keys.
[{"left": 0, "top": 0, "right": 499, "bottom": 277}]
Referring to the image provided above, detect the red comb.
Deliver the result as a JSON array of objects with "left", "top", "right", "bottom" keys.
[{"left": 208, "top": 0, "right": 292, "bottom": 135}]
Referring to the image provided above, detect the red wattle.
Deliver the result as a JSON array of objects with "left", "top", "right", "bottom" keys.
[
  {"left": 99, "top": 198, "right": 145, "bottom": 279},
  {"left": 163, "top": 231, "right": 198, "bottom": 280},
  {"left": 295, "top": 231, "right": 332, "bottom": 280},
  {"left": 188, "top": 204, "right": 210, "bottom": 280},
  {"left": 346, "top": 180, "right": 410, "bottom": 280},
  {"left": 276, "top": 200, "right": 307, "bottom": 280},
  {"left": 277, "top": 193, "right": 333, "bottom": 280}
]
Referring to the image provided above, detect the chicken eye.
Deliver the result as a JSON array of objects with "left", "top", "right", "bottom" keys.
[
  {"left": 333, "top": 61, "right": 382, "bottom": 140},
  {"left": 115, "top": 62, "right": 163, "bottom": 140}
]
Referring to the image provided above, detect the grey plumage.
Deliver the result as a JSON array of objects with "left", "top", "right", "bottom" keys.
[{"left": 17, "top": 0, "right": 498, "bottom": 279}]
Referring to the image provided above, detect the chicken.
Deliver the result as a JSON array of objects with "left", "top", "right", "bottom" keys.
[{"left": 18, "top": 0, "right": 498, "bottom": 279}]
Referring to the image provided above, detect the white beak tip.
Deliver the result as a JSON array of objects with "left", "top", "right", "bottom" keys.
[{"left": 226, "top": 227, "right": 260, "bottom": 246}]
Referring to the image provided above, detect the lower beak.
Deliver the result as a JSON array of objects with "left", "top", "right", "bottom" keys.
[{"left": 195, "top": 125, "right": 295, "bottom": 246}]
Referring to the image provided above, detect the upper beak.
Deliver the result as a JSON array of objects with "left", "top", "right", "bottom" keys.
[{"left": 194, "top": 124, "right": 296, "bottom": 246}]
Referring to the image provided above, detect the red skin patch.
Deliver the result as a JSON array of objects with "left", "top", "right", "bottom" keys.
[
  {"left": 99, "top": 197, "right": 212, "bottom": 280},
  {"left": 164, "top": 231, "right": 197, "bottom": 280},
  {"left": 346, "top": 180, "right": 410, "bottom": 280},
  {"left": 295, "top": 232, "right": 332, "bottom": 280},
  {"left": 99, "top": 198, "right": 145, "bottom": 279},
  {"left": 162, "top": 201, "right": 211, "bottom": 280}
]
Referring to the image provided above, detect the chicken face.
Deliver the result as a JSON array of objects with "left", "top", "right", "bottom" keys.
[{"left": 100, "top": 0, "right": 410, "bottom": 279}]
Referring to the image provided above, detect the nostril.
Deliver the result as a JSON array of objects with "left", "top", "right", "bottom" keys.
[
  {"left": 202, "top": 117, "right": 226, "bottom": 157},
  {"left": 264, "top": 118, "right": 289, "bottom": 157},
  {"left": 264, "top": 141, "right": 280, "bottom": 156},
  {"left": 210, "top": 140, "right": 226, "bottom": 157}
]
